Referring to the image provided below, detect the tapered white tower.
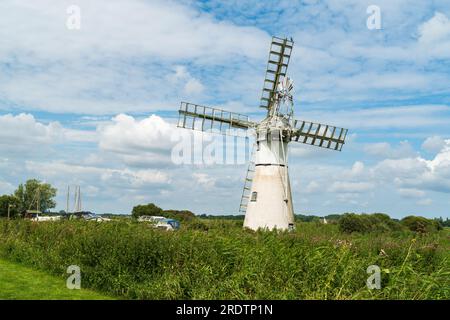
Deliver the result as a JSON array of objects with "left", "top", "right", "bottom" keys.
[
  {"left": 177, "top": 36, "right": 348, "bottom": 231},
  {"left": 243, "top": 116, "right": 295, "bottom": 230}
]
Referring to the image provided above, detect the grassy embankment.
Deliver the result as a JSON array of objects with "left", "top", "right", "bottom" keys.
[{"left": 0, "top": 258, "right": 112, "bottom": 299}]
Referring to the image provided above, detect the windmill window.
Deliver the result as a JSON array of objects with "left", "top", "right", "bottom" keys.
[
  {"left": 251, "top": 192, "right": 257, "bottom": 202},
  {"left": 256, "top": 141, "right": 260, "bottom": 151}
]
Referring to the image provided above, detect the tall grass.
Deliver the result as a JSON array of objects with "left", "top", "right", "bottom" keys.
[{"left": 0, "top": 219, "right": 448, "bottom": 299}]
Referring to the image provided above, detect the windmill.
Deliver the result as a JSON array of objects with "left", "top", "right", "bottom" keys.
[{"left": 177, "top": 36, "right": 348, "bottom": 230}]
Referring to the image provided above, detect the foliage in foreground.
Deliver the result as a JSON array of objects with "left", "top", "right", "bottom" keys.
[{"left": 0, "top": 219, "right": 448, "bottom": 300}]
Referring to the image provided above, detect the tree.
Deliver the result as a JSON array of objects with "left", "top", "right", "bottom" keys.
[
  {"left": 162, "top": 209, "right": 195, "bottom": 222},
  {"left": 401, "top": 216, "right": 440, "bottom": 233},
  {"left": 131, "top": 203, "right": 163, "bottom": 219},
  {"left": 14, "top": 179, "right": 57, "bottom": 214},
  {"left": 338, "top": 213, "right": 403, "bottom": 234},
  {"left": 338, "top": 213, "right": 370, "bottom": 233},
  {"left": 0, "top": 195, "right": 20, "bottom": 218}
]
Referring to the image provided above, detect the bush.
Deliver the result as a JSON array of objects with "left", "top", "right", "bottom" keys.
[
  {"left": 338, "top": 213, "right": 370, "bottom": 233},
  {"left": 338, "top": 213, "right": 403, "bottom": 234},
  {"left": 401, "top": 216, "right": 441, "bottom": 233},
  {"left": 131, "top": 203, "right": 195, "bottom": 222},
  {"left": 162, "top": 210, "right": 195, "bottom": 222}
]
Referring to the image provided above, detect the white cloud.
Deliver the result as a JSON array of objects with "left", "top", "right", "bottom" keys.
[
  {"left": 364, "top": 141, "right": 417, "bottom": 159},
  {"left": 374, "top": 139, "right": 450, "bottom": 193},
  {"left": 0, "top": 180, "right": 15, "bottom": 194},
  {"left": 166, "top": 66, "right": 205, "bottom": 96},
  {"left": 184, "top": 78, "right": 204, "bottom": 95},
  {"left": 422, "top": 136, "right": 446, "bottom": 153},
  {"left": 304, "top": 181, "right": 321, "bottom": 194},
  {"left": 297, "top": 105, "right": 450, "bottom": 131},
  {"left": 329, "top": 181, "right": 374, "bottom": 193},
  {"left": 398, "top": 188, "right": 425, "bottom": 198},
  {"left": 0, "top": 0, "right": 268, "bottom": 114},
  {"left": 0, "top": 113, "right": 62, "bottom": 146},
  {"left": 0, "top": 113, "right": 97, "bottom": 153},
  {"left": 427, "top": 139, "right": 450, "bottom": 167},
  {"left": 99, "top": 114, "right": 174, "bottom": 152},
  {"left": 98, "top": 114, "right": 177, "bottom": 166},
  {"left": 351, "top": 161, "right": 365, "bottom": 175},
  {"left": 374, "top": 157, "right": 428, "bottom": 180},
  {"left": 0, "top": 1, "right": 268, "bottom": 62},
  {"left": 417, "top": 198, "right": 433, "bottom": 206},
  {"left": 418, "top": 12, "right": 450, "bottom": 45},
  {"left": 192, "top": 172, "right": 216, "bottom": 188},
  {"left": 25, "top": 161, "right": 170, "bottom": 188}
]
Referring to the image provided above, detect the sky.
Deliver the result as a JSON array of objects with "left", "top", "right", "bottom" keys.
[{"left": 0, "top": 0, "right": 449, "bottom": 218}]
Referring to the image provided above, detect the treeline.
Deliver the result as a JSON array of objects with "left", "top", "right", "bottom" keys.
[
  {"left": 130, "top": 203, "right": 449, "bottom": 233},
  {"left": 131, "top": 203, "right": 195, "bottom": 222},
  {"left": 1, "top": 179, "right": 449, "bottom": 231},
  {"left": 338, "top": 213, "right": 444, "bottom": 234},
  {"left": 295, "top": 213, "right": 342, "bottom": 222},
  {"left": 0, "top": 179, "right": 56, "bottom": 218},
  {"left": 197, "top": 214, "right": 245, "bottom": 220}
]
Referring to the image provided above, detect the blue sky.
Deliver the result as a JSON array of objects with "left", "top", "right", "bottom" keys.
[{"left": 0, "top": 0, "right": 449, "bottom": 218}]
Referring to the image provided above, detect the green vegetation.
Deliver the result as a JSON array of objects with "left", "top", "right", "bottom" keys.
[
  {"left": 0, "top": 194, "right": 20, "bottom": 218},
  {"left": 401, "top": 216, "right": 442, "bottom": 233},
  {"left": 0, "top": 258, "right": 112, "bottom": 300},
  {"left": 339, "top": 213, "right": 403, "bottom": 233},
  {"left": 338, "top": 213, "right": 443, "bottom": 234},
  {"left": 437, "top": 217, "right": 450, "bottom": 228},
  {"left": 295, "top": 213, "right": 342, "bottom": 223},
  {"left": 14, "top": 179, "right": 57, "bottom": 214},
  {"left": 131, "top": 202, "right": 164, "bottom": 218},
  {"left": 132, "top": 202, "right": 195, "bottom": 221},
  {"left": 0, "top": 179, "right": 57, "bottom": 218},
  {"left": 0, "top": 218, "right": 448, "bottom": 300}
]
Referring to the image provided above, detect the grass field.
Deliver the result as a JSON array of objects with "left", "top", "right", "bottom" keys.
[
  {"left": 0, "top": 219, "right": 448, "bottom": 300},
  {"left": 0, "top": 258, "right": 112, "bottom": 300}
]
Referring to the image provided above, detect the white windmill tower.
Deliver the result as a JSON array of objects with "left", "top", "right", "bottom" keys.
[{"left": 177, "top": 36, "right": 348, "bottom": 231}]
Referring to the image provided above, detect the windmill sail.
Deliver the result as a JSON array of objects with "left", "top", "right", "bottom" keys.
[
  {"left": 259, "top": 36, "right": 294, "bottom": 112},
  {"left": 291, "top": 120, "right": 348, "bottom": 151},
  {"left": 177, "top": 102, "right": 255, "bottom": 136}
]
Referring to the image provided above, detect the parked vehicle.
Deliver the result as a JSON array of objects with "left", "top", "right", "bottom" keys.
[
  {"left": 138, "top": 215, "right": 180, "bottom": 231},
  {"left": 30, "top": 214, "right": 62, "bottom": 222},
  {"left": 138, "top": 215, "right": 165, "bottom": 222},
  {"left": 155, "top": 218, "right": 180, "bottom": 231}
]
